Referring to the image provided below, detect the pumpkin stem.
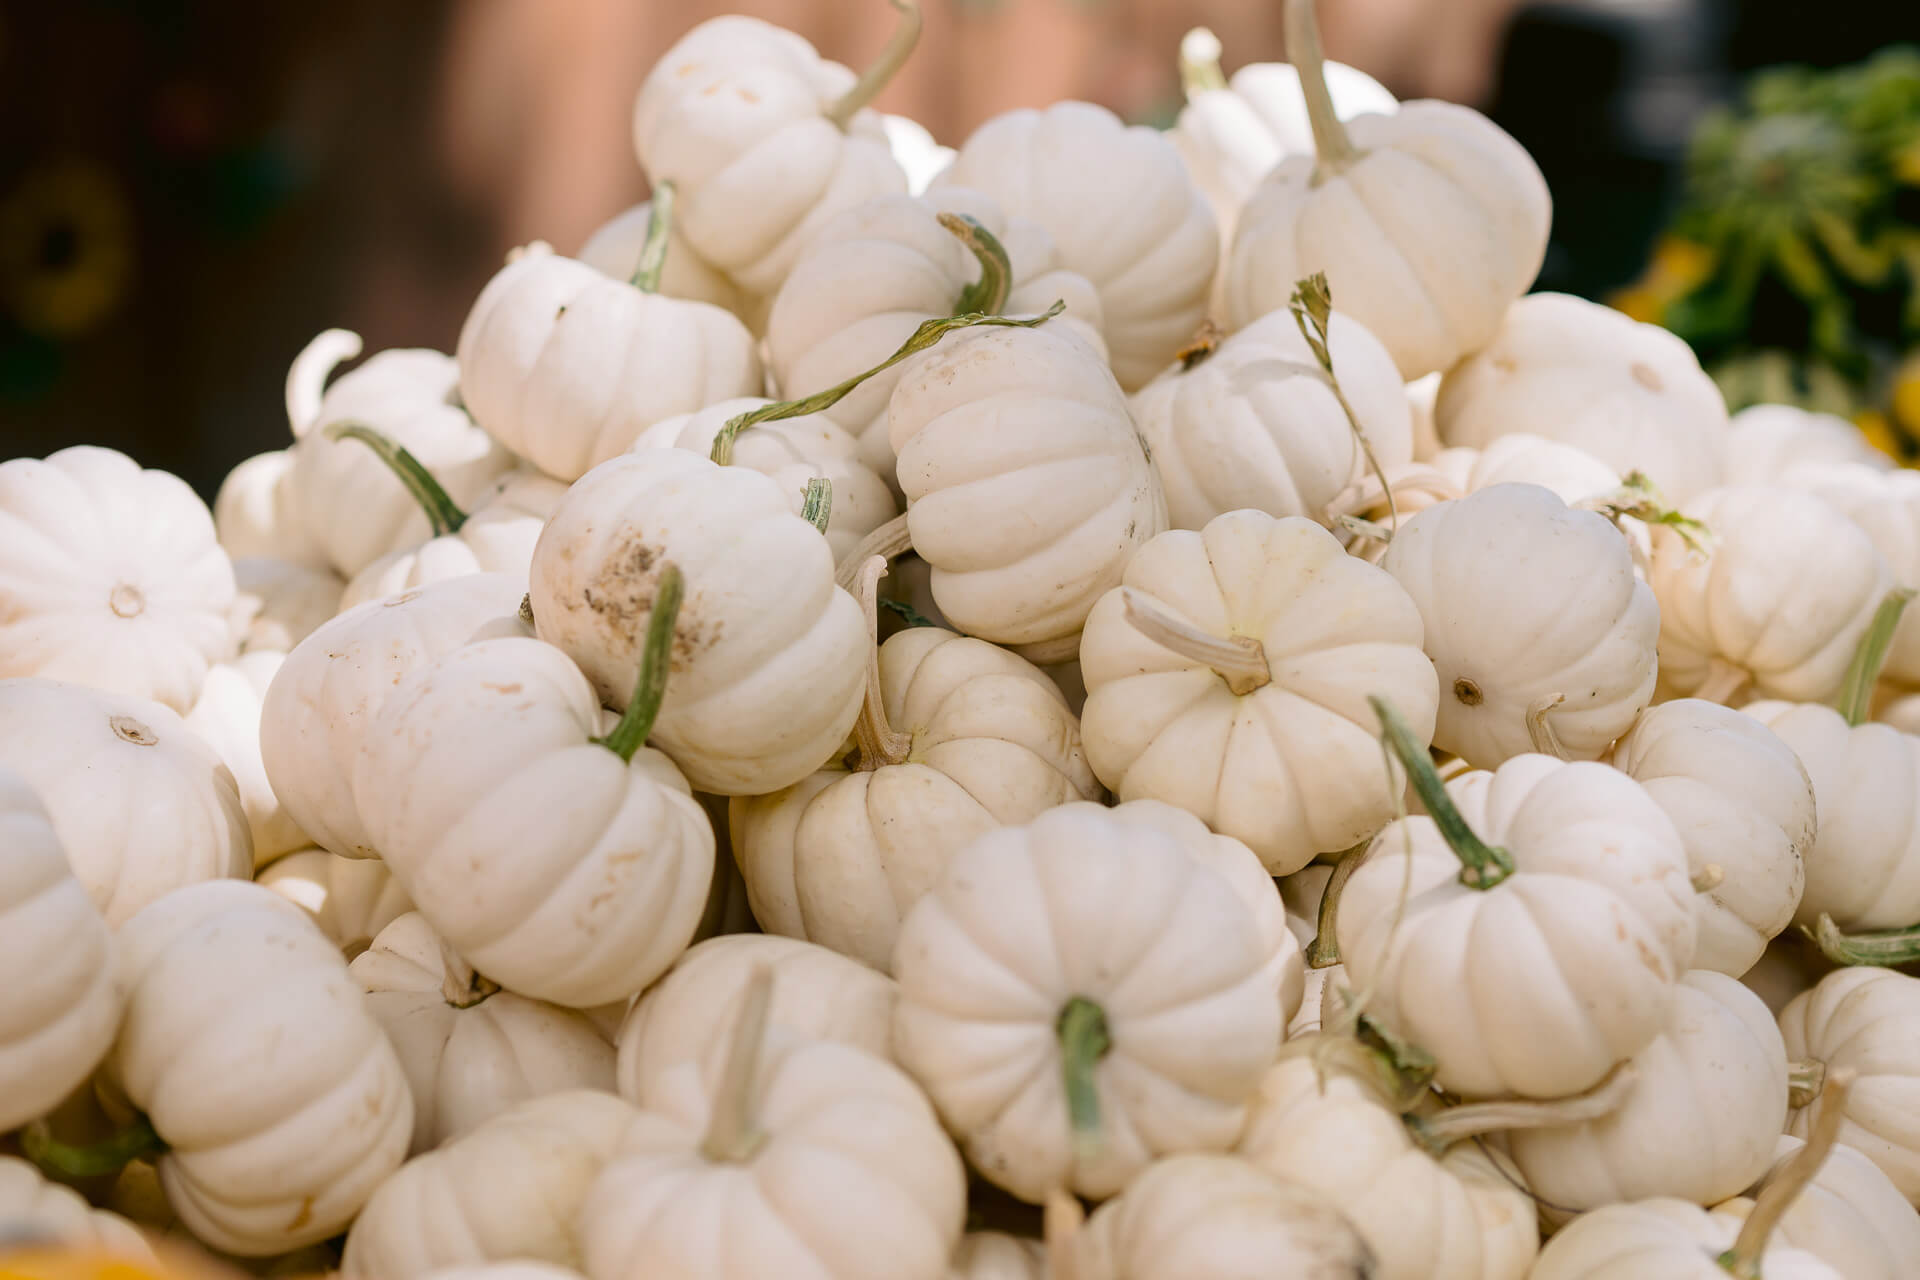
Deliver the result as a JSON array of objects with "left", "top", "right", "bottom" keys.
[
  {"left": 1176, "top": 318, "right": 1225, "bottom": 370},
  {"left": 1283, "top": 0, "right": 1359, "bottom": 178},
  {"left": 801, "top": 477, "right": 834, "bottom": 536},
  {"left": 825, "top": 0, "right": 922, "bottom": 129},
  {"left": 700, "top": 964, "right": 776, "bottom": 1163},
  {"left": 1787, "top": 1057, "right": 1827, "bottom": 1110},
  {"left": 1718, "top": 1068, "right": 1856, "bottom": 1278},
  {"left": 1837, "top": 588, "right": 1915, "bottom": 726},
  {"left": 1307, "top": 844, "right": 1367, "bottom": 968},
  {"left": 592, "top": 562, "right": 685, "bottom": 763},
  {"left": 1525, "top": 693, "right": 1571, "bottom": 760},
  {"left": 286, "top": 328, "right": 362, "bottom": 437},
  {"left": 1120, "top": 588, "right": 1271, "bottom": 695},
  {"left": 1178, "top": 27, "right": 1228, "bottom": 97},
  {"left": 1057, "top": 996, "right": 1113, "bottom": 1169},
  {"left": 1693, "top": 657, "right": 1752, "bottom": 707},
  {"left": 323, "top": 422, "right": 467, "bottom": 537},
  {"left": 629, "top": 181, "right": 674, "bottom": 293},
  {"left": 939, "top": 212, "right": 1013, "bottom": 317},
  {"left": 1290, "top": 275, "right": 1394, "bottom": 537},
  {"left": 1044, "top": 1188, "right": 1087, "bottom": 1280},
  {"left": 1690, "top": 863, "right": 1725, "bottom": 894},
  {"left": 518, "top": 593, "right": 535, "bottom": 627},
  {"left": 1578, "top": 470, "right": 1714, "bottom": 556},
  {"left": 439, "top": 936, "right": 500, "bottom": 1009},
  {"left": 1806, "top": 911, "right": 1920, "bottom": 967},
  {"left": 850, "top": 554, "right": 914, "bottom": 770},
  {"left": 20, "top": 1114, "right": 167, "bottom": 1180},
  {"left": 1405, "top": 1064, "right": 1636, "bottom": 1154},
  {"left": 710, "top": 301, "right": 1064, "bottom": 465},
  {"left": 835, "top": 512, "right": 915, "bottom": 592},
  {"left": 1370, "top": 695, "right": 1515, "bottom": 890}
]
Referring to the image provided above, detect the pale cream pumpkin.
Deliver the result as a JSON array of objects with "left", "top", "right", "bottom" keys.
[
  {"left": 254, "top": 847, "right": 411, "bottom": 959},
  {"left": 211, "top": 450, "right": 326, "bottom": 569},
  {"left": 228, "top": 556, "right": 343, "bottom": 655},
  {"left": 1780, "top": 968, "right": 1920, "bottom": 1203},
  {"left": 0, "top": 1157, "right": 153, "bottom": 1261},
  {"left": 1794, "top": 464, "right": 1920, "bottom": 686},
  {"left": 882, "top": 113, "right": 955, "bottom": 196},
  {"left": 185, "top": 650, "right": 309, "bottom": 867},
  {"left": 1529, "top": 1198, "right": 1838, "bottom": 1280},
  {"left": 1713, "top": 1134, "right": 1920, "bottom": 1280},
  {"left": 1723, "top": 403, "right": 1893, "bottom": 487}
]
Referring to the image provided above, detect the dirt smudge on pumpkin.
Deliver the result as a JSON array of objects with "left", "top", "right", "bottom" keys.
[{"left": 580, "top": 530, "right": 724, "bottom": 671}]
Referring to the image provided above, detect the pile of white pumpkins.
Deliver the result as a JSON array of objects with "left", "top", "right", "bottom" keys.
[{"left": 10, "top": 1, "right": 1920, "bottom": 1277}]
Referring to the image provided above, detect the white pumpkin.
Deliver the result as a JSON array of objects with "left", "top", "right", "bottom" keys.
[
  {"left": 734, "top": 564, "right": 1101, "bottom": 971},
  {"left": 1073, "top": 1153, "right": 1375, "bottom": 1280},
  {"left": 185, "top": 650, "right": 309, "bottom": 867},
  {"left": 765, "top": 189, "right": 1105, "bottom": 475},
  {"left": 1649, "top": 486, "right": 1890, "bottom": 705},
  {"left": 0, "top": 446, "right": 236, "bottom": 714},
  {"left": 455, "top": 236, "right": 763, "bottom": 483},
  {"left": 1337, "top": 729, "right": 1697, "bottom": 1100},
  {"left": 630, "top": 13, "right": 910, "bottom": 297},
  {"left": 342, "top": 1089, "right": 638, "bottom": 1279},
  {"left": 614, "top": 933, "right": 896, "bottom": 1105},
  {"left": 1079, "top": 508, "right": 1437, "bottom": 873},
  {"left": 1505, "top": 971, "right": 1788, "bottom": 1211},
  {"left": 888, "top": 319, "right": 1164, "bottom": 658},
  {"left": 1608, "top": 699, "right": 1814, "bottom": 976},
  {"left": 930, "top": 100, "right": 1217, "bottom": 390},
  {"left": 284, "top": 337, "right": 514, "bottom": 579},
  {"left": 1169, "top": 26, "right": 1397, "bottom": 253},
  {"left": 630, "top": 396, "right": 898, "bottom": 564},
  {"left": 0, "top": 679, "right": 250, "bottom": 925},
  {"left": 576, "top": 198, "right": 743, "bottom": 315},
  {"left": 528, "top": 448, "right": 867, "bottom": 794},
  {"left": 229, "top": 556, "right": 343, "bottom": 655},
  {"left": 0, "top": 1157, "right": 153, "bottom": 1260},
  {"left": 891, "top": 802, "right": 1293, "bottom": 1202},
  {"left": 1793, "top": 464, "right": 1920, "bottom": 686},
  {"left": 0, "top": 768, "right": 123, "bottom": 1132},
  {"left": 1433, "top": 293, "right": 1730, "bottom": 503},
  {"left": 355, "top": 631, "right": 714, "bottom": 1010},
  {"left": 1723, "top": 403, "right": 1892, "bottom": 487},
  {"left": 882, "top": 113, "right": 955, "bottom": 197},
  {"left": 337, "top": 466, "right": 566, "bottom": 612},
  {"left": 350, "top": 913, "right": 617, "bottom": 1153},
  {"left": 1780, "top": 968, "right": 1920, "bottom": 1203},
  {"left": 1383, "top": 483, "right": 1659, "bottom": 767},
  {"left": 1714, "top": 1134, "right": 1920, "bottom": 1280},
  {"left": 1224, "top": 0, "right": 1548, "bottom": 379},
  {"left": 1529, "top": 1198, "right": 1838, "bottom": 1280},
  {"left": 212, "top": 450, "right": 326, "bottom": 568},
  {"left": 255, "top": 847, "right": 412, "bottom": 959},
  {"left": 1461, "top": 432, "right": 1621, "bottom": 506},
  {"left": 260, "top": 571, "right": 528, "bottom": 860},
  {"left": 107, "top": 880, "right": 412, "bottom": 1255},
  {"left": 579, "top": 969, "right": 966, "bottom": 1280},
  {"left": 1129, "top": 307, "right": 1413, "bottom": 533}
]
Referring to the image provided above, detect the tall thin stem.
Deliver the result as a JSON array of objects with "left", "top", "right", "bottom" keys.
[
  {"left": 286, "top": 328, "right": 361, "bottom": 436},
  {"left": 824, "top": 0, "right": 922, "bottom": 129},
  {"left": 630, "top": 181, "right": 674, "bottom": 293},
  {"left": 850, "top": 554, "right": 914, "bottom": 770},
  {"left": 1719, "top": 1069, "right": 1856, "bottom": 1277},
  {"left": 593, "top": 562, "right": 685, "bottom": 763},
  {"left": 1370, "top": 696, "right": 1515, "bottom": 890},
  {"left": 835, "top": 512, "right": 914, "bottom": 592},
  {"left": 1283, "top": 0, "right": 1359, "bottom": 177},
  {"left": 711, "top": 302, "right": 1063, "bottom": 465},
  {"left": 1121, "top": 588, "right": 1271, "bottom": 695},
  {"left": 1406, "top": 1065, "right": 1636, "bottom": 1154},
  {"left": 939, "top": 213, "right": 1012, "bottom": 317},
  {"left": 1178, "top": 27, "right": 1228, "bottom": 96},
  {"left": 701, "top": 965, "right": 776, "bottom": 1163},
  {"left": 1307, "top": 845, "right": 1366, "bottom": 968},
  {"left": 324, "top": 422, "right": 467, "bottom": 536},
  {"left": 1837, "top": 588, "right": 1916, "bottom": 726}
]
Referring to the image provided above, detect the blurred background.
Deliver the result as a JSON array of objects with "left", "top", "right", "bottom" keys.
[{"left": 1, "top": 0, "right": 1915, "bottom": 497}]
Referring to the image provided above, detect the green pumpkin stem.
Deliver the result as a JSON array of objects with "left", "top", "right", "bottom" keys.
[
  {"left": 592, "top": 562, "right": 685, "bottom": 763},
  {"left": 801, "top": 478, "right": 834, "bottom": 536},
  {"left": 1718, "top": 1069, "right": 1855, "bottom": 1278},
  {"left": 21, "top": 1114, "right": 167, "bottom": 1180},
  {"left": 1370, "top": 695, "right": 1515, "bottom": 890},
  {"left": 630, "top": 181, "right": 675, "bottom": 293},
  {"left": 1057, "top": 996, "right": 1113, "bottom": 1167},
  {"left": 1283, "top": 0, "right": 1359, "bottom": 176},
  {"left": 1807, "top": 911, "right": 1920, "bottom": 967},
  {"left": 1836, "top": 588, "right": 1915, "bottom": 726},
  {"left": 324, "top": 422, "right": 467, "bottom": 536},
  {"left": 940, "top": 213, "right": 1013, "bottom": 317},
  {"left": 825, "top": 0, "right": 922, "bottom": 129}
]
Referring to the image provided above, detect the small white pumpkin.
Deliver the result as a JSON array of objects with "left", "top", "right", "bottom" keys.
[
  {"left": 0, "top": 768, "right": 123, "bottom": 1132},
  {"left": 229, "top": 556, "right": 343, "bottom": 655},
  {"left": 342, "top": 1089, "right": 638, "bottom": 1279},
  {"left": 1129, "top": 306, "right": 1413, "bottom": 533},
  {"left": 350, "top": 912, "right": 617, "bottom": 1153},
  {"left": 106, "top": 879, "right": 412, "bottom": 1255},
  {"left": 1780, "top": 968, "right": 1920, "bottom": 1203},
  {"left": 1608, "top": 699, "right": 1814, "bottom": 976},
  {"left": 1529, "top": 1198, "right": 1838, "bottom": 1280},
  {"left": 887, "top": 318, "right": 1165, "bottom": 658},
  {"left": 1337, "top": 715, "right": 1697, "bottom": 1100},
  {"left": 1225, "top": 0, "right": 1548, "bottom": 379},
  {"left": 260, "top": 571, "right": 528, "bottom": 860},
  {"left": 891, "top": 802, "right": 1293, "bottom": 1202},
  {"left": 0, "top": 446, "right": 236, "bottom": 714},
  {"left": 1794, "top": 464, "right": 1920, "bottom": 686},
  {"left": 734, "top": 559, "right": 1100, "bottom": 971},
  {"left": 931, "top": 100, "right": 1217, "bottom": 390},
  {"left": 1714, "top": 1134, "right": 1920, "bottom": 1280},
  {"left": 354, "top": 628, "right": 714, "bottom": 1009},
  {"left": 1649, "top": 486, "right": 1891, "bottom": 705},
  {"left": 255, "top": 847, "right": 412, "bottom": 959},
  {"left": 528, "top": 447, "right": 867, "bottom": 795},
  {"left": 576, "top": 198, "right": 743, "bottom": 314},
  {"left": 1079, "top": 508, "right": 1437, "bottom": 874},
  {"left": 630, "top": 11, "right": 911, "bottom": 297},
  {"left": 0, "top": 1157, "right": 153, "bottom": 1260},
  {"left": 1434, "top": 293, "right": 1730, "bottom": 504},
  {"left": 1723, "top": 403, "right": 1893, "bottom": 487},
  {"left": 1072, "top": 1153, "right": 1375, "bottom": 1280},
  {"left": 1505, "top": 970, "right": 1788, "bottom": 1211},
  {"left": 0, "top": 679, "right": 250, "bottom": 925},
  {"left": 614, "top": 932, "right": 897, "bottom": 1106},
  {"left": 212, "top": 449, "right": 327, "bottom": 569},
  {"left": 882, "top": 113, "right": 955, "bottom": 196},
  {"left": 186, "top": 650, "right": 309, "bottom": 867},
  {"left": 579, "top": 968, "right": 967, "bottom": 1280},
  {"left": 1460, "top": 432, "right": 1621, "bottom": 506}
]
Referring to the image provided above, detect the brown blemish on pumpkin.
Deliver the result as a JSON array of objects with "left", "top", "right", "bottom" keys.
[
  {"left": 287, "top": 1196, "right": 314, "bottom": 1231},
  {"left": 1630, "top": 362, "right": 1664, "bottom": 393},
  {"left": 1453, "top": 677, "right": 1484, "bottom": 706},
  {"left": 481, "top": 682, "right": 523, "bottom": 695},
  {"left": 110, "top": 714, "right": 157, "bottom": 746},
  {"left": 581, "top": 532, "right": 724, "bottom": 672},
  {"left": 109, "top": 582, "right": 145, "bottom": 618}
]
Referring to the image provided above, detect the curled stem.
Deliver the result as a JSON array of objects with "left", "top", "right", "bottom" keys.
[
  {"left": 835, "top": 512, "right": 914, "bottom": 592},
  {"left": 1178, "top": 27, "right": 1228, "bottom": 96},
  {"left": 939, "top": 213, "right": 1012, "bottom": 317},
  {"left": 1406, "top": 1065, "right": 1636, "bottom": 1155},
  {"left": 1718, "top": 1068, "right": 1856, "bottom": 1277},
  {"left": 850, "top": 554, "right": 914, "bottom": 770},
  {"left": 1121, "top": 587, "right": 1271, "bottom": 695},
  {"left": 1788, "top": 1058, "right": 1827, "bottom": 1110},
  {"left": 1837, "top": 588, "right": 1916, "bottom": 726},
  {"left": 825, "top": 0, "right": 922, "bottom": 129},
  {"left": 286, "top": 328, "right": 362, "bottom": 436},
  {"left": 1807, "top": 911, "right": 1920, "bottom": 967},
  {"left": 701, "top": 964, "right": 775, "bottom": 1163},
  {"left": 801, "top": 477, "right": 834, "bottom": 536},
  {"left": 1291, "top": 274, "right": 1393, "bottom": 536},
  {"left": 21, "top": 1114, "right": 168, "bottom": 1180},
  {"left": 630, "top": 181, "right": 674, "bottom": 293},
  {"left": 440, "top": 937, "right": 500, "bottom": 1009},
  {"left": 1307, "top": 845, "right": 1366, "bottom": 969},
  {"left": 711, "top": 302, "right": 1064, "bottom": 465},
  {"left": 1371, "top": 696, "right": 1515, "bottom": 890},
  {"left": 324, "top": 422, "right": 467, "bottom": 536},
  {"left": 1283, "top": 0, "right": 1359, "bottom": 177},
  {"left": 592, "top": 562, "right": 685, "bottom": 763},
  {"left": 1057, "top": 996, "right": 1113, "bottom": 1168}
]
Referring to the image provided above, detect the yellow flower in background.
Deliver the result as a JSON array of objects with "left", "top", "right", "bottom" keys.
[
  {"left": 0, "top": 162, "right": 134, "bottom": 339},
  {"left": 1893, "top": 350, "right": 1920, "bottom": 433},
  {"left": 1895, "top": 135, "right": 1920, "bottom": 186},
  {"left": 1608, "top": 235, "right": 1716, "bottom": 324}
]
